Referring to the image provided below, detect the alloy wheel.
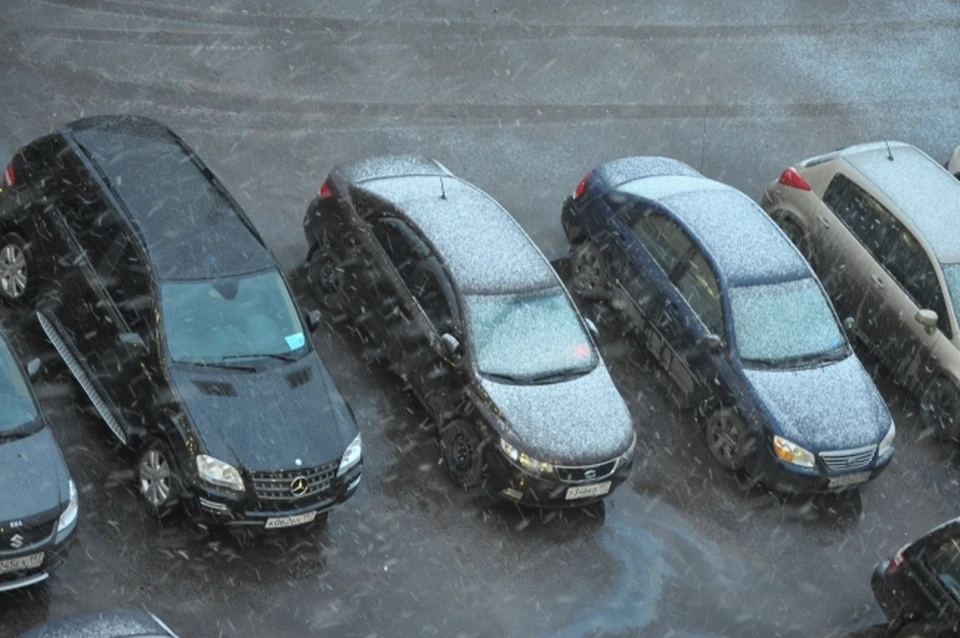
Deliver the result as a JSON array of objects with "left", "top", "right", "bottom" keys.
[
  {"left": 0, "top": 243, "right": 27, "bottom": 299},
  {"left": 573, "top": 244, "right": 604, "bottom": 297},
  {"left": 139, "top": 449, "right": 173, "bottom": 507}
]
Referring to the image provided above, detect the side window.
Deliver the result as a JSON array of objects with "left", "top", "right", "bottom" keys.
[
  {"left": 372, "top": 218, "right": 426, "bottom": 282},
  {"left": 822, "top": 173, "right": 895, "bottom": 260},
  {"left": 883, "top": 227, "right": 951, "bottom": 336},
  {"left": 408, "top": 260, "right": 457, "bottom": 335},
  {"left": 626, "top": 212, "right": 693, "bottom": 275},
  {"left": 673, "top": 250, "right": 724, "bottom": 336},
  {"left": 64, "top": 194, "right": 126, "bottom": 266},
  {"left": 111, "top": 240, "right": 152, "bottom": 332}
]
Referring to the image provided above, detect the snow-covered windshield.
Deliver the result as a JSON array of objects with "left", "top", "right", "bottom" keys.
[
  {"left": 729, "top": 277, "right": 846, "bottom": 365},
  {"left": 0, "top": 338, "right": 38, "bottom": 433},
  {"left": 465, "top": 288, "right": 597, "bottom": 383},
  {"left": 161, "top": 269, "right": 307, "bottom": 364}
]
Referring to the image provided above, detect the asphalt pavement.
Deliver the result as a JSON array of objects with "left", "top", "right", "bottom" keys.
[{"left": 2, "top": 1, "right": 960, "bottom": 636}]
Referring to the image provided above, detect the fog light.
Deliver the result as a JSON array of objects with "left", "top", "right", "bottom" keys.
[
  {"left": 347, "top": 474, "right": 362, "bottom": 491},
  {"left": 198, "top": 497, "right": 229, "bottom": 512},
  {"left": 500, "top": 488, "right": 522, "bottom": 500}
]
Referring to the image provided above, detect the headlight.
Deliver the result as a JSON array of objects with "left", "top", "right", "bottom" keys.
[
  {"left": 773, "top": 435, "right": 816, "bottom": 468},
  {"left": 498, "top": 438, "right": 554, "bottom": 474},
  {"left": 620, "top": 433, "right": 637, "bottom": 462},
  {"left": 57, "top": 479, "right": 79, "bottom": 532},
  {"left": 338, "top": 433, "right": 362, "bottom": 477},
  {"left": 878, "top": 421, "right": 896, "bottom": 457},
  {"left": 196, "top": 455, "right": 245, "bottom": 492}
]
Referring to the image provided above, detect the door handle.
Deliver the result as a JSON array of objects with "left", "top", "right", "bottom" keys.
[
  {"left": 871, "top": 275, "right": 884, "bottom": 290},
  {"left": 817, "top": 216, "right": 830, "bottom": 229}
]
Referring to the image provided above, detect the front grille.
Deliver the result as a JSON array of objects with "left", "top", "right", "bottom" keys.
[
  {"left": 249, "top": 461, "right": 339, "bottom": 501},
  {"left": 0, "top": 520, "right": 56, "bottom": 550},
  {"left": 819, "top": 445, "right": 876, "bottom": 472},
  {"left": 556, "top": 459, "right": 618, "bottom": 484}
]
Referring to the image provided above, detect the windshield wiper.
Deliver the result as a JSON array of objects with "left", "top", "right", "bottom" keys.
[
  {"left": 526, "top": 368, "right": 589, "bottom": 385},
  {"left": 744, "top": 346, "right": 849, "bottom": 370},
  {"left": 481, "top": 371, "right": 530, "bottom": 385},
  {"left": 220, "top": 351, "right": 300, "bottom": 363},
  {"left": 183, "top": 359, "right": 257, "bottom": 373}
]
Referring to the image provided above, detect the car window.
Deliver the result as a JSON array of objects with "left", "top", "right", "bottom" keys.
[
  {"left": 65, "top": 195, "right": 126, "bottom": 267},
  {"left": 0, "top": 338, "right": 39, "bottom": 434},
  {"left": 372, "top": 217, "right": 428, "bottom": 282},
  {"left": 882, "top": 227, "right": 951, "bottom": 337},
  {"left": 108, "top": 237, "right": 153, "bottom": 333},
  {"left": 626, "top": 212, "right": 693, "bottom": 275},
  {"left": 822, "top": 173, "right": 896, "bottom": 260},
  {"left": 924, "top": 536, "right": 960, "bottom": 601},
  {"left": 672, "top": 249, "right": 723, "bottom": 336},
  {"left": 407, "top": 260, "right": 458, "bottom": 335}
]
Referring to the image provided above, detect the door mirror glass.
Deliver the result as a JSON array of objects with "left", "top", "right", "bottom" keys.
[
  {"left": 25, "top": 358, "right": 41, "bottom": 380},
  {"left": 118, "top": 332, "right": 145, "bottom": 349},
  {"left": 842, "top": 316, "right": 856, "bottom": 333},
  {"left": 697, "top": 333, "right": 723, "bottom": 353},
  {"left": 584, "top": 318, "right": 599, "bottom": 338},
  {"left": 305, "top": 309, "right": 322, "bottom": 333},
  {"left": 916, "top": 309, "right": 938, "bottom": 334},
  {"left": 440, "top": 333, "right": 461, "bottom": 359}
]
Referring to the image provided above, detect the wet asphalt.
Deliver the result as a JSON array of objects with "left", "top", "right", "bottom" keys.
[{"left": 2, "top": 1, "right": 960, "bottom": 636}]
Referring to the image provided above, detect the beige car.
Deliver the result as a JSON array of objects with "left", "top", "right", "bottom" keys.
[
  {"left": 761, "top": 141, "right": 960, "bottom": 440},
  {"left": 949, "top": 144, "right": 960, "bottom": 178}
]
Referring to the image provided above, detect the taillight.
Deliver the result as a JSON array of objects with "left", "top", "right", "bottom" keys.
[
  {"left": 2, "top": 163, "right": 14, "bottom": 188},
  {"left": 318, "top": 180, "right": 331, "bottom": 198},
  {"left": 777, "top": 167, "right": 810, "bottom": 191},
  {"left": 573, "top": 172, "right": 591, "bottom": 199},
  {"left": 887, "top": 550, "right": 905, "bottom": 575}
]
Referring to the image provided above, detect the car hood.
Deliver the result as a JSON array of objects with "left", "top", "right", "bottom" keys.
[
  {"left": 479, "top": 364, "right": 634, "bottom": 465},
  {"left": 0, "top": 425, "right": 67, "bottom": 525},
  {"left": 168, "top": 353, "right": 356, "bottom": 472},
  {"left": 743, "top": 354, "right": 890, "bottom": 451}
]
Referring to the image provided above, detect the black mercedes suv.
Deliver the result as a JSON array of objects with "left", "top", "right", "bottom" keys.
[
  {"left": 0, "top": 329, "right": 77, "bottom": 592},
  {"left": 0, "top": 116, "right": 361, "bottom": 531}
]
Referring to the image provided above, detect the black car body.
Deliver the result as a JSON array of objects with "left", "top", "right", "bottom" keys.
[
  {"left": 18, "top": 609, "right": 179, "bottom": 637},
  {"left": 0, "top": 331, "right": 76, "bottom": 592},
  {"left": 0, "top": 116, "right": 361, "bottom": 531},
  {"left": 872, "top": 518, "right": 960, "bottom": 632},
  {"left": 304, "top": 155, "right": 635, "bottom": 507},
  {"left": 561, "top": 156, "right": 893, "bottom": 493}
]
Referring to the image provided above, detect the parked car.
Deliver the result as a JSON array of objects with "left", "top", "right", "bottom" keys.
[
  {"left": 762, "top": 142, "right": 960, "bottom": 441},
  {"left": 562, "top": 156, "right": 894, "bottom": 493},
  {"left": 949, "top": 145, "right": 960, "bottom": 178},
  {"left": 303, "top": 155, "right": 635, "bottom": 507},
  {"left": 18, "top": 609, "right": 179, "bottom": 637},
  {"left": 872, "top": 517, "right": 960, "bottom": 634},
  {"left": 0, "top": 116, "right": 362, "bottom": 531},
  {"left": 0, "top": 330, "right": 77, "bottom": 592}
]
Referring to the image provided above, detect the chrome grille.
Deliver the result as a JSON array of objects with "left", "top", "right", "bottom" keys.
[
  {"left": 819, "top": 445, "right": 876, "bottom": 472},
  {"left": 0, "top": 520, "right": 56, "bottom": 549},
  {"left": 249, "top": 461, "right": 339, "bottom": 501},
  {"left": 556, "top": 459, "right": 618, "bottom": 484}
]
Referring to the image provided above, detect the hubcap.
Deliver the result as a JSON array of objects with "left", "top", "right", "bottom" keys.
[
  {"left": 575, "top": 249, "right": 601, "bottom": 291},
  {"left": 451, "top": 433, "right": 473, "bottom": 473},
  {"left": 139, "top": 449, "right": 172, "bottom": 507},
  {"left": 934, "top": 382, "right": 958, "bottom": 432},
  {"left": 310, "top": 252, "right": 340, "bottom": 294},
  {"left": 0, "top": 244, "right": 27, "bottom": 299},
  {"left": 709, "top": 417, "right": 740, "bottom": 461}
]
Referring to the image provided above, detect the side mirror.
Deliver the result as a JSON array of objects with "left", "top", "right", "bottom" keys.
[
  {"left": 118, "top": 332, "right": 145, "bottom": 349},
  {"left": 696, "top": 333, "right": 723, "bottom": 354},
  {"left": 916, "top": 309, "right": 938, "bottom": 335},
  {"left": 439, "top": 333, "right": 461, "bottom": 359},
  {"left": 305, "top": 309, "right": 322, "bottom": 333},
  {"left": 584, "top": 318, "right": 599, "bottom": 338},
  {"left": 842, "top": 316, "right": 856, "bottom": 333},
  {"left": 25, "top": 358, "right": 41, "bottom": 381}
]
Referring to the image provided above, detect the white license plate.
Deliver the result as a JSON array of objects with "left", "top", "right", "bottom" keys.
[
  {"left": 565, "top": 481, "right": 612, "bottom": 500},
  {"left": 0, "top": 552, "right": 43, "bottom": 574},
  {"left": 264, "top": 511, "right": 318, "bottom": 529},
  {"left": 828, "top": 471, "right": 871, "bottom": 488}
]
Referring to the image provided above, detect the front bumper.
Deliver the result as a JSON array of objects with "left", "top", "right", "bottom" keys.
[
  {"left": 484, "top": 448, "right": 632, "bottom": 509},
  {"left": 749, "top": 446, "right": 892, "bottom": 494},
  {"left": 0, "top": 516, "right": 76, "bottom": 593},
  {"left": 183, "top": 463, "right": 363, "bottom": 531}
]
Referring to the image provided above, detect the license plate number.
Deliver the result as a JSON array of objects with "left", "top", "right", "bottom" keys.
[
  {"left": 828, "top": 471, "right": 871, "bottom": 488},
  {"left": 264, "top": 511, "right": 318, "bottom": 529},
  {"left": 0, "top": 552, "right": 43, "bottom": 574},
  {"left": 566, "top": 481, "right": 612, "bottom": 500}
]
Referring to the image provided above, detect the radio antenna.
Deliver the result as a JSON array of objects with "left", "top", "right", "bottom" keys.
[
  {"left": 885, "top": 140, "right": 895, "bottom": 162},
  {"left": 440, "top": 176, "right": 447, "bottom": 200}
]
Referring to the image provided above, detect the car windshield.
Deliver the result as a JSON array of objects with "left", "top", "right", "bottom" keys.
[
  {"left": 161, "top": 269, "right": 307, "bottom": 364},
  {"left": 0, "top": 339, "right": 39, "bottom": 434},
  {"left": 464, "top": 287, "right": 598, "bottom": 383},
  {"left": 729, "top": 277, "right": 847, "bottom": 366},
  {"left": 940, "top": 264, "right": 960, "bottom": 331}
]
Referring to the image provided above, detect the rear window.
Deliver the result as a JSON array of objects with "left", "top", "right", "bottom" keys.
[{"left": 925, "top": 537, "right": 960, "bottom": 601}]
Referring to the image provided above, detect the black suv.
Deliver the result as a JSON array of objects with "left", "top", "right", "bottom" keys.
[
  {"left": 303, "top": 155, "right": 635, "bottom": 508},
  {"left": 0, "top": 329, "right": 77, "bottom": 592},
  {"left": 0, "top": 116, "right": 361, "bottom": 531}
]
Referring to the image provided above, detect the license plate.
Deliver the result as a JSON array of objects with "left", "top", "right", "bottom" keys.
[
  {"left": 565, "top": 481, "right": 612, "bottom": 500},
  {"left": 828, "top": 471, "right": 871, "bottom": 488},
  {"left": 0, "top": 552, "right": 43, "bottom": 574},
  {"left": 264, "top": 511, "right": 318, "bottom": 529}
]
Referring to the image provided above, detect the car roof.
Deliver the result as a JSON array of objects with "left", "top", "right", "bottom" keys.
[
  {"left": 354, "top": 174, "right": 559, "bottom": 294},
  {"left": 617, "top": 175, "right": 811, "bottom": 287},
  {"left": 60, "top": 116, "right": 275, "bottom": 280},
  {"left": 843, "top": 144, "right": 960, "bottom": 264}
]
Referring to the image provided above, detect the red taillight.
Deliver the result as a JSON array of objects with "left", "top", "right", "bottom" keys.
[
  {"left": 887, "top": 551, "right": 905, "bottom": 575},
  {"left": 318, "top": 180, "right": 331, "bottom": 198},
  {"left": 2, "top": 163, "right": 14, "bottom": 189},
  {"left": 777, "top": 167, "right": 810, "bottom": 191},
  {"left": 573, "top": 172, "right": 591, "bottom": 199}
]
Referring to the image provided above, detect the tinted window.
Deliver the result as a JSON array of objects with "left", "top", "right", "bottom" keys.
[
  {"left": 627, "top": 212, "right": 693, "bottom": 275},
  {"left": 107, "top": 238, "right": 152, "bottom": 332},
  {"left": 408, "top": 261, "right": 457, "bottom": 335},
  {"left": 673, "top": 250, "right": 723, "bottom": 336},
  {"left": 65, "top": 195, "right": 125, "bottom": 266},
  {"left": 0, "top": 339, "right": 38, "bottom": 434},
  {"left": 822, "top": 173, "right": 895, "bottom": 259},
  {"left": 883, "top": 227, "right": 950, "bottom": 336},
  {"left": 924, "top": 536, "right": 960, "bottom": 601},
  {"left": 372, "top": 218, "right": 426, "bottom": 282}
]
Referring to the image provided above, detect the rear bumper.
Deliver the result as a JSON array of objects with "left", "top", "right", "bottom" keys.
[
  {"left": 750, "top": 447, "right": 892, "bottom": 495},
  {"left": 0, "top": 517, "right": 76, "bottom": 593}
]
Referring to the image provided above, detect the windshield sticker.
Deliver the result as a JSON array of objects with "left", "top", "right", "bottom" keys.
[{"left": 284, "top": 332, "right": 306, "bottom": 350}]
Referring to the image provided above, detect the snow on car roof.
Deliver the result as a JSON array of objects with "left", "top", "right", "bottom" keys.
[
  {"left": 596, "top": 156, "right": 700, "bottom": 187},
  {"left": 845, "top": 144, "right": 960, "bottom": 264}
]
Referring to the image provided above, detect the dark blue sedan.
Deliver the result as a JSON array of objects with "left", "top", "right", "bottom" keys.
[{"left": 561, "top": 156, "right": 895, "bottom": 493}]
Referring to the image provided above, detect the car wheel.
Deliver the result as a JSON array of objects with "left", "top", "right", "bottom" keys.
[
  {"left": 439, "top": 419, "right": 483, "bottom": 489},
  {"left": 0, "top": 232, "right": 33, "bottom": 306},
  {"left": 136, "top": 438, "right": 180, "bottom": 519},
  {"left": 307, "top": 242, "right": 345, "bottom": 310},
  {"left": 775, "top": 215, "right": 813, "bottom": 261},
  {"left": 569, "top": 241, "right": 608, "bottom": 301},
  {"left": 921, "top": 376, "right": 960, "bottom": 441},
  {"left": 705, "top": 407, "right": 749, "bottom": 471}
]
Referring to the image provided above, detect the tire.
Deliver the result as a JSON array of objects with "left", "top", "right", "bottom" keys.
[
  {"left": 775, "top": 215, "right": 813, "bottom": 262},
  {"left": 136, "top": 438, "right": 181, "bottom": 519},
  {"left": 921, "top": 376, "right": 960, "bottom": 442},
  {"left": 306, "top": 242, "right": 346, "bottom": 310},
  {"left": 439, "top": 419, "right": 483, "bottom": 489},
  {"left": 0, "top": 231, "right": 33, "bottom": 306},
  {"left": 704, "top": 407, "right": 750, "bottom": 471},
  {"left": 569, "top": 241, "right": 609, "bottom": 301}
]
